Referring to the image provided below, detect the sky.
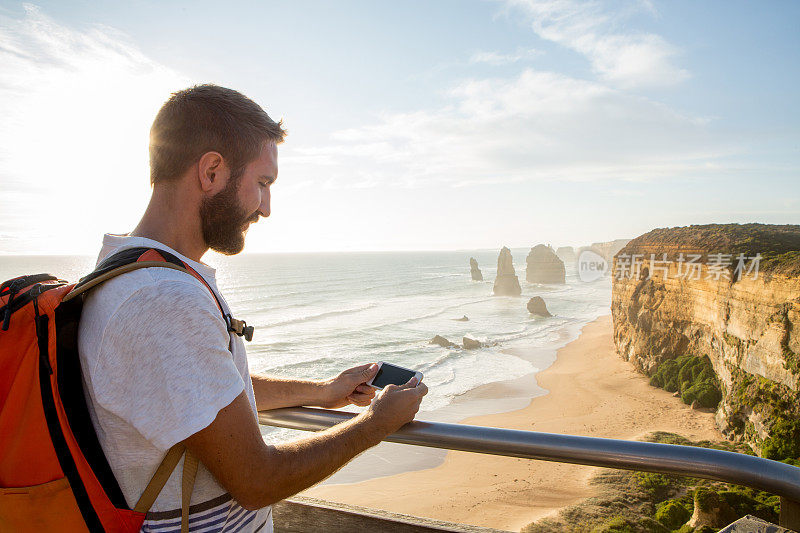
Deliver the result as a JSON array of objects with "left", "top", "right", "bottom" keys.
[{"left": 0, "top": 0, "right": 798, "bottom": 255}]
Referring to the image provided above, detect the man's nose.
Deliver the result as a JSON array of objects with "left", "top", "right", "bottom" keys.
[{"left": 259, "top": 188, "right": 271, "bottom": 218}]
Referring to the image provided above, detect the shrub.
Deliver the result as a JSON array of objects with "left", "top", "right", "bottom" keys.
[
  {"left": 590, "top": 516, "right": 638, "bottom": 533},
  {"left": 693, "top": 487, "right": 717, "bottom": 513},
  {"left": 649, "top": 355, "right": 722, "bottom": 409},
  {"left": 719, "top": 489, "right": 779, "bottom": 523},
  {"left": 760, "top": 418, "right": 800, "bottom": 461},
  {"left": 634, "top": 472, "right": 675, "bottom": 500},
  {"left": 590, "top": 516, "right": 669, "bottom": 533},
  {"left": 637, "top": 517, "right": 671, "bottom": 532},
  {"left": 654, "top": 500, "right": 691, "bottom": 529},
  {"left": 681, "top": 380, "right": 722, "bottom": 408},
  {"left": 650, "top": 358, "right": 680, "bottom": 391},
  {"left": 676, "top": 526, "right": 716, "bottom": 533}
]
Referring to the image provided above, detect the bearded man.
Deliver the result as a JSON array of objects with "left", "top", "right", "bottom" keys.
[{"left": 78, "top": 84, "right": 427, "bottom": 533}]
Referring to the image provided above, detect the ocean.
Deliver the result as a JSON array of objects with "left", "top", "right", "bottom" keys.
[{"left": 0, "top": 249, "right": 611, "bottom": 448}]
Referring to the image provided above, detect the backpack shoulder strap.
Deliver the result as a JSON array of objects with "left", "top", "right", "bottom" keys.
[
  {"left": 133, "top": 444, "right": 199, "bottom": 533},
  {"left": 133, "top": 444, "right": 186, "bottom": 513},
  {"left": 63, "top": 247, "right": 190, "bottom": 303},
  {"left": 62, "top": 247, "right": 224, "bottom": 316},
  {"left": 64, "top": 246, "right": 254, "bottom": 341}
]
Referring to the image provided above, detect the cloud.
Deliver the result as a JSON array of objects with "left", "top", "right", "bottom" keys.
[
  {"left": 469, "top": 48, "right": 542, "bottom": 66},
  {"left": 285, "top": 2, "right": 704, "bottom": 192},
  {"left": 506, "top": 0, "right": 689, "bottom": 88},
  {"left": 292, "top": 68, "right": 722, "bottom": 190},
  {"left": 0, "top": 4, "right": 188, "bottom": 253}
]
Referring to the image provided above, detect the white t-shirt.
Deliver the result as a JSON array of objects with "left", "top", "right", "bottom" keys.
[{"left": 78, "top": 234, "right": 272, "bottom": 533}]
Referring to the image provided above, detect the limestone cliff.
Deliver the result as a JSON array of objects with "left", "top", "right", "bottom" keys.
[
  {"left": 591, "top": 238, "right": 631, "bottom": 262},
  {"left": 578, "top": 239, "right": 631, "bottom": 265},
  {"left": 611, "top": 224, "right": 800, "bottom": 455}
]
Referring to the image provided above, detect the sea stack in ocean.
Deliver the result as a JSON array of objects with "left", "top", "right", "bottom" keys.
[
  {"left": 527, "top": 296, "right": 552, "bottom": 317},
  {"left": 526, "top": 244, "right": 565, "bottom": 284},
  {"left": 493, "top": 247, "right": 521, "bottom": 296},
  {"left": 555, "top": 246, "right": 576, "bottom": 263},
  {"left": 469, "top": 257, "right": 483, "bottom": 281}
]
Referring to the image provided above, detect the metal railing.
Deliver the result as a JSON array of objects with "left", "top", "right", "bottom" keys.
[{"left": 259, "top": 407, "right": 800, "bottom": 530}]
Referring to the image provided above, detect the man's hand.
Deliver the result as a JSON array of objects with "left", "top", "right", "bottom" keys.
[
  {"left": 364, "top": 376, "right": 428, "bottom": 435},
  {"left": 315, "top": 363, "right": 379, "bottom": 409}
]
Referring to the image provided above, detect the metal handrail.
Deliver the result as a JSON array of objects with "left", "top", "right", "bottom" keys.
[{"left": 259, "top": 407, "right": 800, "bottom": 529}]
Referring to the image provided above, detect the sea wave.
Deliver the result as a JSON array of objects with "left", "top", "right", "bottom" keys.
[
  {"left": 258, "top": 302, "right": 379, "bottom": 328},
  {"left": 355, "top": 296, "right": 498, "bottom": 333}
]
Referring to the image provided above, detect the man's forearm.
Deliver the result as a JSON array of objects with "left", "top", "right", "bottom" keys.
[
  {"left": 186, "top": 382, "right": 425, "bottom": 511},
  {"left": 240, "top": 411, "right": 384, "bottom": 509},
  {"left": 251, "top": 373, "right": 325, "bottom": 411}
]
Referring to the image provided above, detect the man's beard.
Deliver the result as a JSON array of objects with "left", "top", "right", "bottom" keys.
[{"left": 200, "top": 174, "right": 259, "bottom": 255}]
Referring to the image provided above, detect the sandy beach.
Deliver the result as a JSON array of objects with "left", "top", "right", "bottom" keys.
[{"left": 303, "top": 314, "right": 724, "bottom": 531}]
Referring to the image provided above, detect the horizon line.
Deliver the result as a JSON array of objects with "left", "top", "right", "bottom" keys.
[{"left": 0, "top": 243, "right": 605, "bottom": 257}]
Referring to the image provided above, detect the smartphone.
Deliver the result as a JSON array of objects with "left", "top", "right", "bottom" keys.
[{"left": 367, "top": 362, "right": 423, "bottom": 389}]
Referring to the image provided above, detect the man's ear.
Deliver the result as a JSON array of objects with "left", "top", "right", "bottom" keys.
[{"left": 197, "top": 151, "right": 227, "bottom": 193}]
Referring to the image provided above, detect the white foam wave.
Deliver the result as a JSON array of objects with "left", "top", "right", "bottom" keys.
[{"left": 259, "top": 302, "right": 379, "bottom": 329}]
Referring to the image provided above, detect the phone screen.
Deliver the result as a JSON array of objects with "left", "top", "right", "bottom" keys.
[{"left": 372, "top": 363, "right": 417, "bottom": 389}]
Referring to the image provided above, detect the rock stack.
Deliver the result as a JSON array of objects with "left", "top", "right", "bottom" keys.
[
  {"left": 469, "top": 257, "right": 483, "bottom": 281},
  {"left": 462, "top": 337, "right": 482, "bottom": 350},
  {"left": 526, "top": 244, "right": 566, "bottom": 284},
  {"left": 526, "top": 296, "right": 552, "bottom": 317},
  {"left": 493, "top": 247, "right": 521, "bottom": 296},
  {"left": 555, "top": 246, "right": 576, "bottom": 263},
  {"left": 430, "top": 335, "right": 458, "bottom": 348}
]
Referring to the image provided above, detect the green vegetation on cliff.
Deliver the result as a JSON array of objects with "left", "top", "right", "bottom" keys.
[
  {"left": 649, "top": 355, "right": 722, "bottom": 409},
  {"left": 761, "top": 250, "right": 800, "bottom": 276},
  {"left": 778, "top": 304, "right": 800, "bottom": 376},
  {"left": 728, "top": 368, "right": 800, "bottom": 461},
  {"left": 761, "top": 419, "right": 800, "bottom": 461},
  {"left": 620, "top": 223, "right": 800, "bottom": 276},
  {"left": 522, "top": 432, "right": 795, "bottom": 533}
]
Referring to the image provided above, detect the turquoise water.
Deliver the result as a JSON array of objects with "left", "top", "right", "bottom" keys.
[{"left": 0, "top": 249, "right": 611, "bottom": 416}]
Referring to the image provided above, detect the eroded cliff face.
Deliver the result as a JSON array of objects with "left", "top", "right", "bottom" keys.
[{"left": 611, "top": 225, "right": 800, "bottom": 451}]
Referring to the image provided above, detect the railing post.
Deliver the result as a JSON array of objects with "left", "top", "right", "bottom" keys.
[{"left": 781, "top": 496, "right": 800, "bottom": 531}]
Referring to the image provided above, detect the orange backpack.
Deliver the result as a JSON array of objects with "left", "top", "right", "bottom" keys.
[{"left": 0, "top": 247, "right": 253, "bottom": 532}]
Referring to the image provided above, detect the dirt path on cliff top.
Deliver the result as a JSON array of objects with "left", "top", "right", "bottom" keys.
[{"left": 303, "top": 314, "right": 724, "bottom": 532}]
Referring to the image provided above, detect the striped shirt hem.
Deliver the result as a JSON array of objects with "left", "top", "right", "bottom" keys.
[{"left": 141, "top": 495, "right": 271, "bottom": 533}]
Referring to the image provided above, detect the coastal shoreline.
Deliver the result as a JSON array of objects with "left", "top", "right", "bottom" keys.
[
  {"left": 302, "top": 317, "right": 586, "bottom": 485},
  {"left": 302, "top": 314, "right": 724, "bottom": 531}
]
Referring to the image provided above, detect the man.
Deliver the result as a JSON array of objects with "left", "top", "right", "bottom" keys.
[{"left": 78, "top": 84, "right": 427, "bottom": 532}]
